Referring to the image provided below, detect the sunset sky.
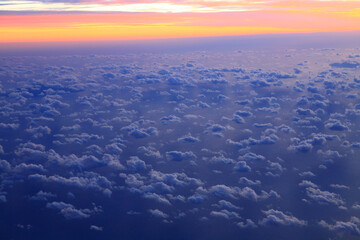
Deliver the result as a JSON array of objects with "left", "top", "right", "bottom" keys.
[{"left": 0, "top": 0, "right": 360, "bottom": 42}]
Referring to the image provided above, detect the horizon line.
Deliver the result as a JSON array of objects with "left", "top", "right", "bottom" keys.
[{"left": 1, "top": 30, "right": 360, "bottom": 45}]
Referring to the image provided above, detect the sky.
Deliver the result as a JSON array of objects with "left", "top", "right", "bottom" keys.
[{"left": 0, "top": 0, "right": 360, "bottom": 42}]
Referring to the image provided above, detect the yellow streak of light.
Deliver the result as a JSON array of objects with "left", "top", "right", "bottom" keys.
[{"left": 0, "top": 24, "right": 321, "bottom": 42}]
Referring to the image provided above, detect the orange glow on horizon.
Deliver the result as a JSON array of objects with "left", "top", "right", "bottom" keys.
[
  {"left": 0, "top": 1, "right": 360, "bottom": 43},
  {"left": 0, "top": 25, "right": 320, "bottom": 43}
]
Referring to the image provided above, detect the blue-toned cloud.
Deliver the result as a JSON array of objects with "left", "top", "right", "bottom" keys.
[
  {"left": 210, "top": 209, "right": 241, "bottom": 219},
  {"left": 239, "top": 177, "right": 261, "bottom": 186},
  {"left": 148, "top": 209, "right": 168, "bottom": 218},
  {"left": 178, "top": 134, "right": 200, "bottom": 143},
  {"left": 259, "top": 209, "right": 307, "bottom": 226},
  {"left": 214, "top": 200, "right": 242, "bottom": 211},
  {"left": 30, "top": 190, "right": 57, "bottom": 201},
  {"left": 305, "top": 187, "right": 345, "bottom": 206},
  {"left": 166, "top": 151, "right": 196, "bottom": 162},
  {"left": 319, "top": 217, "right": 360, "bottom": 236},
  {"left": 127, "top": 156, "right": 148, "bottom": 172},
  {"left": 237, "top": 219, "right": 258, "bottom": 228},
  {"left": 47, "top": 201, "right": 101, "bottom": 220},
  {"left": 233, "top": 161, "right": 251, "bottom": 172},
  {"left": 90, "top": 225, "right": 103, "bottom": 231},
  {"left": 29, "top": 173, "right": 112, "bottom": 192}
]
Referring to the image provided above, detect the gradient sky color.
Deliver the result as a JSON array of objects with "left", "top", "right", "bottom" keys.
[{"left": 0, "top": 0, "right": 360, "bottom": 42}]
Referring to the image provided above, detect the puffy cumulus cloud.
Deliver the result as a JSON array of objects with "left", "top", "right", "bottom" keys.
[
  {"left": 43, "top": 109, "right": 61, "bottom": 118},
  {"left": 53, "top": 133, "right": 104, "bottom": 145},
  {"left": 121, "top": 173, "right": 145, "bottom": 188},
  {"left": 122, "top": 168, "right": 204, "bottom": 201},
  {"left": 352, "top": 204, "right": 360, "bottom": 210},
  {"left": 208, "top": 124, "right": 226, "bottom": 133},
  {"left": 232, "top": 115, "right": 246, "bottom": 124},
  {"left": 296, "top": 108, "right": 316, "bottom": 116},
  {"left": 214, "top": 200, "right": 242, "bottom": 211},
  {"left": 237, "top": 219, "right": 258, "bottom": 229},
  {"left": 307, "top": 134, "right": 327, "bottom": 146},
  {"left": 298, "top": 180, "right": 318, "bottom": 188},
  {"left": 325, "top": 119, "right": 349, "bottom": 131},
  {"left": 29, "top": 172, "right": 112, "bottom": 192},
  {"left": 342, "top": 141, "right": 360, "bottom": 149},
  {"left": 177, "top": 134, "right": 200, "bottom": 143},
  {"left": 298, "top": 171, "right": 315, "bottom": 178},
  {"left": 25, "top": 126, "right": 51, "bottom": 138},
  {"left": 60, "top": 124, "right": 81, "bottom": 132},
  {"left": 255, "top": 107, "right": 279, "bottom": 114},
  {"left": 105, "top": 143, "right": 123, "bottom": 154},
  {"left": 210, "top": 209, "right": 241, "bottom": 220},
  {"left": 250, "top": 79, "right": 270, "bottom": 88},
  {"left": 121, "top": 123, "right": 158, "bottom": 138},
  {"left": 90, "top": 225, "right": 103, "bottom": 231},
  {"left": 253, "top": 97, "right": 277, "bottom": 108},
  {"left": 129, "top": 128, "right": 158, "bottom": 138},
  {"left": 149, "top": 170, "right": 203, "bottom": 187},
  {"left": 46, "top": 201, "right": 74, "bottom": 210},
  {"left": 47, "top": 152, "right": 104, "bottom": 169},
  {"left": 198, "top": 101, "right": 211, "bottom": 109},
  {"left": 46, "top": 148, "right": 124, "bottom": 171},
  {"left": 209, "top": 184, "right": 279, "bottom": 201},
  {"left": 15, "top": 142, "right": 47, "bottom": 158},
  {"left": 307, "top": 86, "right": 320, "bottom": 94},
  {"left": 227, "top": 134, "right": 279, "bottom": 148},
  {"left": 330, "top": 61, "right": 360, "bottom": 69},
  {"left": 210, "top": 185, "right": 238, "bottom": 199},
  {"left": 13, "top": 163, "right": 46, "bottom": 174},
  {"left": 216, "top": 94, "right": 229, "bottom": 102},
  {"left": 239, "top": 177, "right": 261, "bottom": 186},
  {"left": 0, "top": 194, "right": 7, "bottom": 203},
  {"left": 0, "top": 123, "right": 19, "bottom": 130},
  {"left": 143, "top": 192, "right": 171, "bottom": 205},
  {"left": 289, "top": 133, "right": 340, "bottom": 153},
  {"left": 240, "top": 152, "right": 265, "bottom": 162},
  {"left": 101, "top": 154, "right": 125, "bottom": 170},
  {"left": 226, "top": 139, "right": 249, "bottom": 149},
  {"left": 318, "top": 149, "right": 341, "bottom": 159},
  {"left": 46, "top": 201, "right": 101, "bottom": 220},
  {"left": 0, "top": 160, "right": 11, "bottom": 172},
  {"left": 137, "top": 146, "right": 162, "bottom": 159},
  {"left": 238, "top": 187, "right": 280, "bottom": 201},
  {"left": 85, "top": 145, "right": 103, "bottom": 156},
  {"left": 126, "top": 156, "right": 148, "bottom": 172},
  {"left": 235, "top": 110, "right": 253, "bottom": 118},
  {"left": 160, "top": 115, "right": 181, "bottom": 125},
  {"left": 253, "top": 123, "right": 273, "bottom": 128},
  {"left": 305, "top": 187, "right": 345, "bottom": 206},
  {"left": 166, "top": 151, "right": 196, "bottom": 162},
  {"left": 30, "top": 190, "right": 57, "bottom": 201},
  {"left": 188, "top": 193, "right": 207, "bottom": 204},
  {"left": 210, "top": 155, "right": 235, "bottom": 165},
  {"left": 319, "top": 217, "right": 360, "bottom": 236},
  {"left": 329, "top": 184, "right": 350, "bottom": 190},
  {"left": 266, "top": 161, "right": 285, "bottom": 174},
  {"left": 233, "top": 161, "right": 251, "bottom": 172},
  {"left": 259, "top": 209, "right": 307, "bottom": 227},
  {"left": 167, "top": 77, "right": 188, "bottom": 86},
  {"left": 288, "top": 140, "right": 313, "bottom": 153},
  {"left": 170, "top": 195, "right": 186, "bottom": 203},
  {"left": 29, "top": 117, "right": 55, "bottom": 126},
  {"left": 148, "top": 209, "right": 168, "bottom": 218}
]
